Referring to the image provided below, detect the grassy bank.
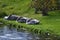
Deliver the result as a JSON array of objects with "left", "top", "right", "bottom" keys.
[
  {"left": 0, "top": 13, "right": 60, "bottom": 36},
  {"left": 0, "top": 0, "right": 60, "bottom": 36}
]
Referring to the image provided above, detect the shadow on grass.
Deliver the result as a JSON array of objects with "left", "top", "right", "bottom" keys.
[{"left": 43, "top": 10, "right": 60, "bottom": 19}]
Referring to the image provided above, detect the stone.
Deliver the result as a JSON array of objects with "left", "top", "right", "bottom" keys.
[
  {"left": 4, "top": 15, "right": 40, "bottom": 25},
  {"left": 17, "top": 17, "right": 29, "bottom": 23},
  {"left": 26, "top": 19, "right": 39, "bottom": 25},
  {"left": 4, "top": 15, "right": 19, "bottom": 20},
  {"left": 4, "top": 16, "right": 9, "bottom": 20}
]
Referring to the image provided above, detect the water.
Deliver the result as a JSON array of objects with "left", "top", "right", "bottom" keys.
[{"left": 0, "top": 25, "right": 40, "bottom": 40}]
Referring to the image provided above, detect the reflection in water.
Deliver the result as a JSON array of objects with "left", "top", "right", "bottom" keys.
[{"left": 0, "top": 25, "right": 40, "bottom": 40}]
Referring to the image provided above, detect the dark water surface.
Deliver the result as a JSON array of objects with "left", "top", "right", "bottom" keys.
[{"left": 0, "top": 25, "right": 40, "bottom": 40}]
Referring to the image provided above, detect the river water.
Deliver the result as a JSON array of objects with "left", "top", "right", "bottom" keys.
[{"left": 0, "top": 25, "right": 40, "bottom": 40}]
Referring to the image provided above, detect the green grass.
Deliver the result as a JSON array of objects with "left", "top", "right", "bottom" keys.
[{"left": 0, "top": 0, "right": 60, "bottom": 35}]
